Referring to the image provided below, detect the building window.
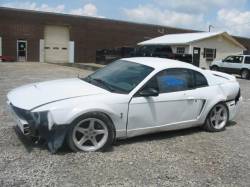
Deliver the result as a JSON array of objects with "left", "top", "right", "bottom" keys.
[
  {"left": 203, "top": 48, "right": 216, "bottom": 61},
  {"left": 176, "top": 47, "right": 185, "bottom": 54}
]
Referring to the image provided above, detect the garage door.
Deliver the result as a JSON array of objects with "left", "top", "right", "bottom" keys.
[{"left": 44, "top": 26, "right": 69, "bottom": 63}]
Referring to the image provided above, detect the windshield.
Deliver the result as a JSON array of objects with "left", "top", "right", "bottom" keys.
[{"left": 84, "top": 60, "right": 154, "bottom": 94}]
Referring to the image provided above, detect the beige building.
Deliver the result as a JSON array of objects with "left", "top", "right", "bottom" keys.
[{"left": 139, "top": 32, "right": 246, "bottom": 69}]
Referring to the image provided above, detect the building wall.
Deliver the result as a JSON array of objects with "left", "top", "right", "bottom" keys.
[
  {"left": 0, "top": 17, "right": 43, "bottom": 62},
  {"left": 0, "top": 7, "right": 249, "bottom": 63},
  {"left": 0, "top": 7, "right": 194, "bottom": 63},
  {"left": 190, "top": 35, "right": 244, "bottom": 69}
]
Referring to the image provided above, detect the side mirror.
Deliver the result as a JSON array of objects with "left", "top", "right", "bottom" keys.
[{"left": 139, "top": 88, "right": 159, "bottom": 97}]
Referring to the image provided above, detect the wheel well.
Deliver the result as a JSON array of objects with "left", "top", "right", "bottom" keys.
[
  {"left": 240, "top": 68, "right": 249, "bottom": 73},
  {"left": 72, "top": 111, "right": 115, "bottom": 126},
  {"left": 206, "top": 101, "right": 229, "bottom": 120},
  {"left": 211, "top": 65, "right": 219, "bottom": 69},
  {"left": 71, "top": 111, "right": 116, "bottom": 141}
]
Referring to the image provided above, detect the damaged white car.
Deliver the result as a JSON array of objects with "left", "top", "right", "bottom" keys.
[{"left": 7, "top": 57, "right": 241, "bottom": 153}]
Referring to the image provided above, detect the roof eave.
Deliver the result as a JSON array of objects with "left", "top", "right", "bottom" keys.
[
  {"left": 138, "top": 42, "right": 189, "bottom": 46},
  {"left": 222, "top": 32, "right": 247, "bottom": 50}
]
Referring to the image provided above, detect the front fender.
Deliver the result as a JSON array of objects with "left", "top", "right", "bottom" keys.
[
  {"left": 34, "top": 102, "right": 126, "bottom": 134},
  {"left": 65, "top": 103, "right": 120, "bottom": 124},
  {"left": 32, "top": 95, "right": 129, "bottom": 138},
  {"left": 40, "top": 102, "right": 121, "bottom": 126}
]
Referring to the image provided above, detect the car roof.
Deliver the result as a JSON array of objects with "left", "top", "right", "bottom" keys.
[
  {"left": 122, "top": 57, "right": 201, "bottom": 71},
  {"left": 229, "top": 55, "right": 250, "bottom": 57}
]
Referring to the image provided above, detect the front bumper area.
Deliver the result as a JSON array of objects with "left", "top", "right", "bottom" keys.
[{"left": 7, "top": 102, "right": 69, "bottom": 153}]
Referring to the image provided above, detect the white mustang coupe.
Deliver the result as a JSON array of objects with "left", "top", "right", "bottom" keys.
[{"left": 7, "top": 57, "right": 241, "bottom": 153}]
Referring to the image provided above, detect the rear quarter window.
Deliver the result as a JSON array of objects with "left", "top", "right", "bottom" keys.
[
  {"left": 194, "top": 71, "right": 208, "bottom": 88},
  {"left": 244, "top": 57, "right": 250, "bottom": 64}
]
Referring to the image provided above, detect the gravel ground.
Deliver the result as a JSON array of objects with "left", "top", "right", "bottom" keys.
[{"left": 0, "top": 62, "right": 250, "bottom": 187}]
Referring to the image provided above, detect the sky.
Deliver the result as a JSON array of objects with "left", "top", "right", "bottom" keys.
[{"left": 1, "top": 0, "right": 250, "bottom": 37}]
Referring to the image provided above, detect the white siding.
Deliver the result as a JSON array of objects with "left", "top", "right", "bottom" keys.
[
  {"left": 68, "top": 41, "right": 75, "bottom": 63},
  {"left": 190, "top": 35, "right": 243, "bottom": 69},
  {"left": 39, "top": 39, "right": 44, "bottom": 63}
]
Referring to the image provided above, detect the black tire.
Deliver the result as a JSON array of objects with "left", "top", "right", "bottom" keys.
[
  {"left": 211, "top": 66, "right": 219, "bottom": 71},
  {"left": 203, "top": 103, "right": 229, "bottom": 132},
  {"left": 241, "top": 69, "right": 249, "bottom": 79},
  {"left": 67, "top": 112, "right": 115, "bottom": 152}
]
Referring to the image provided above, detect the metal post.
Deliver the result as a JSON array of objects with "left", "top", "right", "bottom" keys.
[{"left": 209, "top": 25, "right": 214, "bottom": 32}]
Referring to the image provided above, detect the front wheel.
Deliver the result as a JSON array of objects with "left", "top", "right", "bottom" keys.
[
  {"left": 67, "top": 113, "right": 115, "bottom": 152},
  {"left": 203, "top": 103, "right": 229, "bottom": 132}
]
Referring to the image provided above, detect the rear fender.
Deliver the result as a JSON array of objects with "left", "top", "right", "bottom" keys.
[{"left": 199, "top": 89, "right": 227, "bottom": 124}]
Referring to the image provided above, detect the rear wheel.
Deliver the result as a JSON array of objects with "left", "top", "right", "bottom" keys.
[
  {"left": 203, "top": 103, "right": 228, "bottom": 132},
  {"left": 241, "top": 69, "right": 249, "bottom": 79},
  {"left": 67, "top": 113, "right": 115, "bottom": 152}
]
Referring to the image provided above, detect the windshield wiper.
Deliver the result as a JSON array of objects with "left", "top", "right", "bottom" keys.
[
  {"left": 83, "top": 76, "right": 127, "bottom": 93},
  {"left": 91, "top": 78, "right": 117, "bottom": 92}
]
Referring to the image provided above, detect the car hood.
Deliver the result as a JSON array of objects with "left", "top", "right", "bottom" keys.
[{"left": 7, "top": 78, "right": 108, "bottom": 110}]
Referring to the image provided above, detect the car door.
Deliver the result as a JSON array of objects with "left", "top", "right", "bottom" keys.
[
  {"left": 127, "top": 68, "right": 203, "bottom": 133},
  {"left": 221, "top": 56, "right": 243, "bottom": 74}
]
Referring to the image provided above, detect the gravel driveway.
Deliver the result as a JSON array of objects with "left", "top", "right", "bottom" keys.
[{"left": 0, "top": 62, "right": 250, "bottom": 187}]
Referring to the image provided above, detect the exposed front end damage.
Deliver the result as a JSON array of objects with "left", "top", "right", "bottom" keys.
[{"left": 7, "top": 101, "right": 68, "bottom": 153}]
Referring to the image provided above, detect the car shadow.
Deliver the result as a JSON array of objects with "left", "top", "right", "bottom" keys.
[
  {"left": 227, "top": 120, "right": 237, "bottom": 127},
  {"left": 115, "top": 127, "right": 202, "bottom": 146},
  {"left": 115, "top": 121, "right": 238, "bottom": 146},
  {"left": 235, "top": 75, "right": 250, "bottom": 80}
]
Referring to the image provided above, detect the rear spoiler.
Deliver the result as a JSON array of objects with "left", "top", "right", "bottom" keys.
[{"left": 205, "top": 70, "right": 236, "bottom": 81}]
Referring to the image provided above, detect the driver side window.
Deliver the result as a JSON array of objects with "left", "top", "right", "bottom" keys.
[
  {"left": 157, "top": 68, "right": 193, "bottom": 93},
  {"left": 142, "top": 68, "right": 194, "bottom": 94}
]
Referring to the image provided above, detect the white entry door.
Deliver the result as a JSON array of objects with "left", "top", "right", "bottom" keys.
[{"left": 17, "top": 40, "right": 27, "bottom": 62}]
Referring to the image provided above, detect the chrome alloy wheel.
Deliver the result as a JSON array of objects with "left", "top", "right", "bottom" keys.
[
  {"left": 209, "top": 104, "right": 228, "bottom": 130},
  {"left": 241, "top": 70, "right": 249, "bottom": 79},
  {"left": 72, "top": 118, "right": 108, "bottom": 151}
]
